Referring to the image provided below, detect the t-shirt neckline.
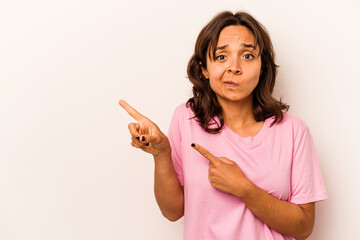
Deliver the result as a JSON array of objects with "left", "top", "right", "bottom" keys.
[{"left": 221, "top": 117, "right": 272, "bottom": 146}]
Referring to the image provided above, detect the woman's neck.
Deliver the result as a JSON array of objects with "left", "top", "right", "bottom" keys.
[{"left": 218, "top": 96, "right": 257, "bottom": 130}]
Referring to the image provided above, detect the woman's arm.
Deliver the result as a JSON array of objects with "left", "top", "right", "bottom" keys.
[
  {"left": 192, "top": 143, "right": 315, "bottom": 239},
  {"left": 153, "top": 150, "right": 184, "bottom": 221},
  {"left": 240, "top": 180, "right": 314, "bottom": 239},
  {"left": 119, "top": 100, "right": 184, "bottom": 221}
]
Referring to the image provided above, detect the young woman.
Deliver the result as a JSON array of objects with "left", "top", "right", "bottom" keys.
[{"left": 120, "top": 11, "right": 327, "bottom": 240}]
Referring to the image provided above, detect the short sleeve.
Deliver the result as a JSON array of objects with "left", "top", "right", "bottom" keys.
[
  {"left": 167, "top": 105, "right": 184, "bottom": 186},
  {"left": 289, "top": 125, "right": 328, "bottom": 204}
]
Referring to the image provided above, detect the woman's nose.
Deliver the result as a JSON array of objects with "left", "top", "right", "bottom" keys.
[{"left": 227, "top": 58, "right": 242, "bottom": 74}]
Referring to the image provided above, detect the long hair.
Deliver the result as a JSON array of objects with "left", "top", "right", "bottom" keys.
[{"left": 186, "top": 11, "right": 289, "bottom": 134}]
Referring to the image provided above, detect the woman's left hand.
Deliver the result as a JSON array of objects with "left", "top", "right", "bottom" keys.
[{"left": 192, "top": 143, "right": 252, "bottom": 198}]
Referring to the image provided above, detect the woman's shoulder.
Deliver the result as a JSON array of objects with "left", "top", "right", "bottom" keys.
[
  {"left": 282, "top": 112, "right": 307, "bottom": 124},
  {"left": 172, "top": 102, "right": 195, "bottom": 117},
  {"left": 173, "top": 102, "right": 188, "bottom": 111},
  {"left": 270, "top": 112, "right": 310, "bottom": 133},
  {"left": 169, "top": 102, "right": 199, "bottom": 132}
]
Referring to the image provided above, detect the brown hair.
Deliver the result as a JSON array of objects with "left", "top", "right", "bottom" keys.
[{"left": 186, "top": 11, "right": 289, "bottom": 134}]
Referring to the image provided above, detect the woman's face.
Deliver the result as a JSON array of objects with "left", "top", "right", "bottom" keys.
[{"left": 201, "top": 25, "right": 262, "bottom": 105}]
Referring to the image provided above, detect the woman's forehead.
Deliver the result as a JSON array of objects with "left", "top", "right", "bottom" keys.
[{"left": 217, "top": 25, "right": 255, "bottom": 47}]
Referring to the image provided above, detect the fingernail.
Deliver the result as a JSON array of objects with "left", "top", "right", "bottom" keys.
[
  {"left": 191, "top": 143, "right": 195, "bottom": 147},
  {"left": 141, "top": 136, "right": 145, "bottom": 141},
  {"left": 146, "top": 143, "right": 149, "bottom": 146},
  {"left": 136, "top": 136, "right": 140, "bottom": 141}
]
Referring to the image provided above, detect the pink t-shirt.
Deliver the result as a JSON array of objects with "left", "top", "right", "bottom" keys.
[{"left": 167, "top": 103, "right": 328, "bottom": 240}]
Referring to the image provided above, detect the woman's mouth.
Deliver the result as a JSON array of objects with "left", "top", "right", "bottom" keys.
[{"left": 224, "top": 81, "right": 238, "bottom": 88}]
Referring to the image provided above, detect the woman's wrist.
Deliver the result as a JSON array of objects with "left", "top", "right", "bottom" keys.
[
  {"left": 153, "top": 147, "right": 172, "bottom": 163},
  {"left": 233, "top": 177, "right": 256, "bottom": 200}
]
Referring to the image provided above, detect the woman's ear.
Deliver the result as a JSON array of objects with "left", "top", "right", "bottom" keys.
[{"left": 199, "top": 61, "right": 209, "bottom": 79}]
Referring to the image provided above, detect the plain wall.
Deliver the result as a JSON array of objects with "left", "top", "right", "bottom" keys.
[{"left": 1, "top": 0, "right": 360, "bottom": 239}]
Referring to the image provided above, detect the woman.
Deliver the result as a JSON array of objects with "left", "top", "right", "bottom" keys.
[{"left": 119, "top": 11, "right": 327, "bottom": 240}]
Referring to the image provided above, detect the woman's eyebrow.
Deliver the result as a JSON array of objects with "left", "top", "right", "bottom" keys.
[
  {"left": 215, "top": 44, "right": 228, "bottom": 51},
  {"left": 241, "top": 43, "right": 256, "bottom": 50},
  {"left": 215, "top": 43, "right": 256, "bottom": 51}
]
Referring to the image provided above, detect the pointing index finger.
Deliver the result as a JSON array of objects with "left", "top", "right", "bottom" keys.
[
  {"left": 119, "top": 99, "right": 147, "bottom": 122},
  {"left": 191, "top": 143, "right": 220, "bottom": 165}
]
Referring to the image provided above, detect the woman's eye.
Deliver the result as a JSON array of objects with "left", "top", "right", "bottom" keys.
[
  {"left": 244, "top": 54, "right": 254, "bottom": 59},
  {"left": 216, "top": 55, "right": 226, "bottom": 60}
]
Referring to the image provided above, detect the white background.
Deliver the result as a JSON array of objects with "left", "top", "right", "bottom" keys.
[{"left": 1, "top": 0, "right": 359, "bottom": 239}]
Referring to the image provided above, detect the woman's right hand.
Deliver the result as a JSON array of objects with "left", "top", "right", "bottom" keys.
[{"left": 119, "top": 99, "right": 171, "bottom": 156}]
